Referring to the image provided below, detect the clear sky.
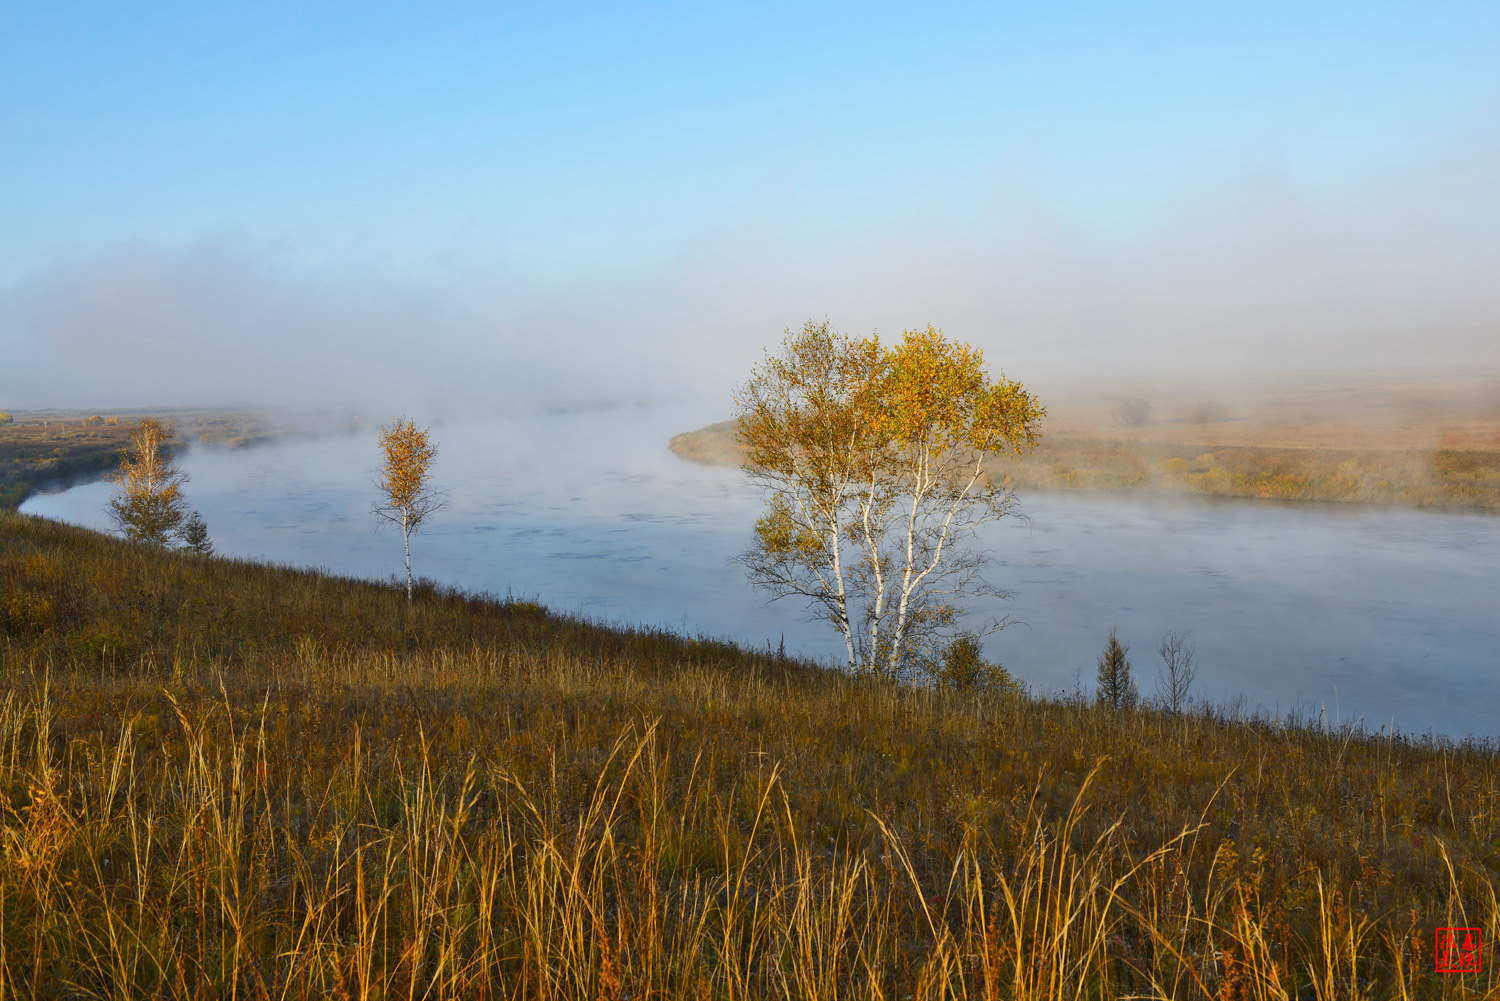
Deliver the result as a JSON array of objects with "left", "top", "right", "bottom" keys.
[{"left": 3, "top": 2, "right": 1498, "bottom": 408}]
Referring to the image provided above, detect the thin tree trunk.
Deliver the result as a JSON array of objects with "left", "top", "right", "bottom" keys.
[
  {"left": 885, "top": 448, "right": 986, "bottom": 675},
  {"left": 887, "top": 449, "right": 931, "bottom": 674},
  {"left": 860, "top": 473, "right": 888, "bottom": 673},
  {"left": 828, "top": 526, "right": 857, "bottom": 672},
  {"left": 403, "top": 507, "right": 413, "bottom": 602}
]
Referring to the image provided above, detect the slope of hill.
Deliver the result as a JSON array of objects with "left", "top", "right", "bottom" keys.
[{"left": 0, "top": 510, "right": 1495, "bottom": 998}]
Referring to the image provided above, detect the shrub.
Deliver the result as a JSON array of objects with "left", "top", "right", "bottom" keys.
[
  {"left": 3, "top": 588, "right": 55, "bottom": 632},
  {"left": 929, "top": 633, "right": 1024, "bottom": 695},
  {"left": 1115, "top": 398, "right": 1152, "bottom": 427},
  {"left": 1155, "top": 627, "right": 1198, "bottom": 713},
  {"left": 1191, "top": 401, "right": 1229, "bottom": 423},
  {"left": 177, "top": 510, "right": 213, "bottom": 555}
]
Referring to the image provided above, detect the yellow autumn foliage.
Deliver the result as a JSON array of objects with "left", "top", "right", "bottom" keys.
[
  {"left": 377, "top": 416, "right": 438, "bottom": 512},
  {"left": 733, "top": 320, "right": 1046, "bottom": 677},
  {"left": 106, "top": 418, "right": 189, "bottom": 546}
]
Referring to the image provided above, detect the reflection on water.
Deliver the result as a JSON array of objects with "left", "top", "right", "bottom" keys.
[{"left": 22, "top": 403, "right": 1499, "bottom": 740}]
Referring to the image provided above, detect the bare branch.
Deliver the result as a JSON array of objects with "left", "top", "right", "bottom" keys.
[{"left": 1155, "top": 628, "right": 1199, "bottom": 714}]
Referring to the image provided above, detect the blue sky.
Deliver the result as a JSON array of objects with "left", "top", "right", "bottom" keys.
[{"left": 3, "top": 2, "right": 1498, "bottom": 407}]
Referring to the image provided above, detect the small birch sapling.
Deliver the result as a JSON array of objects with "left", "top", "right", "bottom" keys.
[{"left": 374, "top": 416, "right": 446, "bottom": 602}]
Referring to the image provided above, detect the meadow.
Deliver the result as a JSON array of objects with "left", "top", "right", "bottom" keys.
[
  {"left": 0, "top": 418, "right": 135, "bottom": 513},
  {"left": 670, "top": 374, "right": 1500, "bottom": 511},
  {"left": 0, "top": 509, "right": 1495, "bottom": 999}
]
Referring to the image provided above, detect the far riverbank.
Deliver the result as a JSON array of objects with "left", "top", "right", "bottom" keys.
[{"left": 671, "top": 372, "right": 1500, "bottom": 511}]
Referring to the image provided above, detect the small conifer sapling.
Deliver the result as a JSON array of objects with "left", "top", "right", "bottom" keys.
[{"left": 1096, "top": 625, "right": 1138, "bottom": 710}]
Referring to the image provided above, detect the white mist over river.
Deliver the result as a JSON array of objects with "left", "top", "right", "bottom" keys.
[{"left": 22, "top": 403, "right": 1499, "bottom": 741}]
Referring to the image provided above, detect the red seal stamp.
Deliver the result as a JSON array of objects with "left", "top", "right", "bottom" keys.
[{"left": 1435, "top": 927, "right": 1482, "bottom": 974}]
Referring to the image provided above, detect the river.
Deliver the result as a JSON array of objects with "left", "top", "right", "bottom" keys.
[{"left": 21, "top": 402, "right": 1499, "bottom": 741}]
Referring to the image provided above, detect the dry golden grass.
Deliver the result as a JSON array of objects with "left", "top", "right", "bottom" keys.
[{"left": 0, "top": 510, "right": 1496, "bottom": 998}]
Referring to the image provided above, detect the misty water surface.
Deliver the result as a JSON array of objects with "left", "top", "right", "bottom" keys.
[{"left": 22, "top": 403, "right": 1499, "bottom": 740}]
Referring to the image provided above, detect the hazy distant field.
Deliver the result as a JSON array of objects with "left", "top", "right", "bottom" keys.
[
  {"left": 672, "top": 372, "right": 1500, "bottom": 510},
  {"left": 0, "top": 408, "right": 288, "bottom": 511}
]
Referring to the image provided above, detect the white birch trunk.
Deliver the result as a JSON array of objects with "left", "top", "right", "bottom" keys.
[
  {"left": 828, "top": 525, "right": 857, "bottom": 671},
  {"left": 886, "top": 444, "right": 932, "bottom": 674},
  {"left": 402, "top": 506, "right": 413, "bottom": 601}
]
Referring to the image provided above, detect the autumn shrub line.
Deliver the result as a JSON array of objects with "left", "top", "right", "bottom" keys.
[{"left": 1, "top": 511, "right": 1498, "bottom": 998}]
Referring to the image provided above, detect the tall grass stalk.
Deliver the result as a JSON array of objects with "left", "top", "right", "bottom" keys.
[{"left": 0, "top": 689, "right": 1492, "bottom": 999}]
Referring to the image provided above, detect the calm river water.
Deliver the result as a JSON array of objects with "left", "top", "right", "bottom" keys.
[{"left": 21, "top": 403, "right": 1499, "bottom": 741}]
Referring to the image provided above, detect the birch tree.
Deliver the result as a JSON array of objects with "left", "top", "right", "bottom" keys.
[
  {"left": 374, "top": 416, "right": 445, "bottom": 602},
  {"left": 107, "top": 418, "right": 190, "bottom": 546},
  {"left": 735, "top": 321, "right": 886, "bottom": 671},
  {"left": 735, "top": 321, "right": 1045, "bottom": 678}
]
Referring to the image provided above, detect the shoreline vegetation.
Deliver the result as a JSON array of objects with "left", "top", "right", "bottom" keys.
[
  {"left": 0, "top": 408, "right": 288, "bottom": 512},
  {"left": 672, "top": 373, "right": 1500, "bottom": 511},
  {"left": 0, "top": 510, "right": 1496, "bottom": 997}
]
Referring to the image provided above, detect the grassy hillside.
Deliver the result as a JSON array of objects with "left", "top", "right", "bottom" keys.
[{"left": 0, "top": 510, "right": 1496, "bottom": 998}]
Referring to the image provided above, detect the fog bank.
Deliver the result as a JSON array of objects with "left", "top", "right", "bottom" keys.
[{"left": 4, "top": 115, "right": 1498, "bottom": 414}]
